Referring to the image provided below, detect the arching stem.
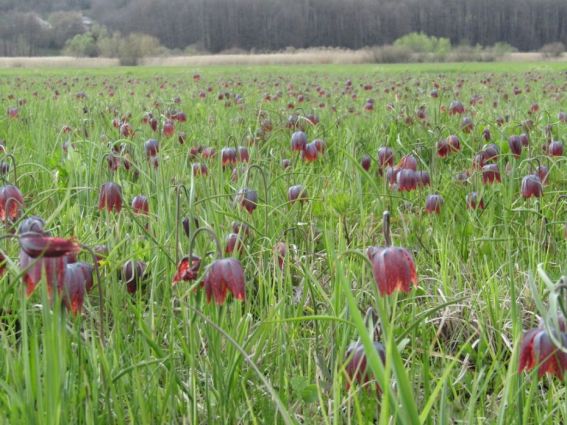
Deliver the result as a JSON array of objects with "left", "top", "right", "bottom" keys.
[
  {"left": 2, "top": 153, "right": 17, "bottom": 184},
  {"left": 188, "top": 227, "right": 222, "bottom": 261},
  {"left": 175, "top": 184, "right": 190, "bottom": 264},
  {"left": 383, "top": 210, "right": 391, "bottom": 247},
  {"left": 244, "top": 164, "right": 269, "bottom": 236}
]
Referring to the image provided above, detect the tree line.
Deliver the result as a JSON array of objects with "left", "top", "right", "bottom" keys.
[{"left": 1, "top": 0, "right": 567, "bottom": 55}]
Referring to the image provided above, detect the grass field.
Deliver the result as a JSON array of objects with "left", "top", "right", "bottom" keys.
[{"left": 0, "top": 63, "right": 566, "bottom": 424}]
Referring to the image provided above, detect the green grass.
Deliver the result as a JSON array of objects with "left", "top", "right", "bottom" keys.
[{"left": 0, "top": 63, "right": 565, "bottom": 424}]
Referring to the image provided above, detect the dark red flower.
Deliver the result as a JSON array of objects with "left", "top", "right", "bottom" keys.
[
  {"left": 521, "top": 175, "right": 543, "bottom": 199},
  {"left": 221, "top": 147, "right": 237, "bottom": 167},
  {"left": 508, "top": 135, "right": 522, "bottom": 158},
  {"left": 416, "top": 171, "right": 431, "bottom": 188},
  {"left": 313, "top": 139, "right": 326, "bottom": 153},
  {"left": 144, "top": 139, "right": 159, "bottom": 157},
  {"left": 231, "top": 221, "right": 251, "bottom": 237},
  {"left": 20, "top": 252, "right": 67, "bottom": 297},
  {"left": 425, "top": 194, "right": 444, "bottom": 214},
  {"left": 377, "top": 147, "right": 394, "bottom": 168},
  {"left": 519, "top": 133, "right": 529, "bottom": 147},
  {"left": 466, "top": 192, "right": 485, "bottom": 210},
  {"left": 548, "top": 141, "right": 564, "bottom": 157},
  {"left": 172, "top": 255, "right": 201, "bottom": 284},
  {"left": 301, "top": 142, "right": 318, "bottom": 162},
  {"left": 19, "top": 216, "right": 46, "bottom": 235},
  {"left": 461, "top": 117, "right": 474, "bottom": 133},
  {"left": 344, "top": 341, "right": 386, "bottom": 390},
  {"left": 536, "top": 165, "right": 549, "bottom": 185},
  {"left": 396, "top": 169, "right": 418, "bottom": 192},
  {"left": 235, "top": 188, "right": 258, "bottom": 214},
  {"left": 98, "top": 182, "right": 122, "bottom": 213},
  {"left": 361, "top": 155, "right": 371, "bottom": 171},
  {"left": 120, "top": 122, "right": 134, "bottom": 138},
  {"left": 149, "top": 117, "right": 158, "bottom": 132},
  {"left": 62, "top": 262, "right": 92, "bottom": 315},
  {"left": 163, "top": 119, "right": 175, "bottom": 137},
  {"left": 291, "top": 131, "right": 308, "bottom": 152},
  {"left": 482, "top": 164, "right": 501, "bottom": 185},
  {"left": 238, "top": 146, "right": 249, "bottom": 162},
  {"left": 447, "top": 135, "right": 461, "bottom": 153},
  {"left": 131, "top": 195, "right": 149, "bottom": 215},
  {"left": 367, "top": 246, "right": 418, "bottom": 295},
  {"left": 0, "top": 185, "right": 24, "bottom": 223},
  {"left": 518, "top": 327, "right": 567, "bottom": 378},
  {"left": 121, "top": 260, "right": 146, "bottom": 294},
  {"left": 203, "top": 258, "right": 245, "bottom": 304},
  {"left": 192, "top": 163, "right": 208, "bottom": 177},
  {"left": 483, "top": 144, "right": 499, "bottom": 162},
  {"left": 288, "top": 185, "right": 308, "bottom": 203},
  {"left": 225, "top": 233, "right": 244, "bottom": 255},
  {"left": 437, "top": 139, "right": 449, "bottom": 158},
  {"left": 19, "top": 234, "right": 80, "bottom": 258},
  {"left": 448, "top": 100, "right": 465, "bottom": 115},
  {"left": 398, "top": 154, "right": 418, "bottom": 171},
  {"left": 201, "top": 147, "right": 216, "bottom": 159}
]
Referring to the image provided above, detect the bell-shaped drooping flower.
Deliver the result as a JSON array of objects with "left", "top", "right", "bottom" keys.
[
  {"left": 482, "top": 164, "right": 501, "bottom": 185},
  {"left": 466, "top": 192, "right": 485, "bottom": 210},
  {"left": 377, "top": 147, "right": 394, "bottom": 169},
  {"left": 62, "top": 262, "right": 93, "bottom": 315},
  {"left": 508, "top": 135, "right": 522, "bottom": 158},
  {"left": 235, "top": 188, "right": 258, "bottom": 214},
  {"left": 98, "top": 182, "right": 122, "bottom": 213},
  {"left": 301, "top": 142, "right": 318, "bottom": 162},
  {"left": 344, "top": 341, "right": 386, "bottom": 390},
  {"left": 144, "top": 138, "right": 159, "bottom": 158},
  {"left": 224, "top": 233, "right": 244, "bottom": 255},
  {"left": 288, "top": 185, "right": 308, "bottom": 203},
  {"left": 172, "top": 255, "right": 201, "bottom": 285},
  {"left": 396, "top": 169, "right": 418, "bottom": 192},
  {"left": 17, "top": 218, "right": 79, "bottom": 297},
  {"left": 203, "top": 257, "right": 245, "bottom": 304},
  {"left": 131, "top": 195, "right": 149, "bottom": 215},
  {"left": 521, "top": 175, "right": 543, "bottom": 199},
  {"left": 447, "top": 135, "right": 461, "bottom": 153},
  {"left": 291, "top": 131, "right": 308, "bottom": 152},
  {"left": 518, "top": 327, "right": 567, "bottom": 379},
  {"left": 0, "top": 184, "right": 24, "bottom": 223},
  {"left": 221, "top": 147, "right": 237, "bottom": 168},
  {"left": 425, "top": 194, "right": 444, "bottom": 214},
  {"left": 367, "top": 211, "right": 418, "bottom": 296},
  {"left": 121, "top": 260, "right": 146, "bottom": 294},
  {"left": 19, "top": 234, "right": 80, "bottom": 258},
  {"left": 448, "top": 100, "right": 465, "bottom": 115},
  {"left": 18, "top": 216, "right": 46, "bottom": 235}
]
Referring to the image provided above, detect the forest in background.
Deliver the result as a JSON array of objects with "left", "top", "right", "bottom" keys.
[{"left": 1, "top": 0, "right": 567, "bottom": 56}]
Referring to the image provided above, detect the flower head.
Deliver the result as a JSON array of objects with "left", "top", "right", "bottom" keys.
[{"left": 203, "top": 258, "right": 245, "bottom": 304}]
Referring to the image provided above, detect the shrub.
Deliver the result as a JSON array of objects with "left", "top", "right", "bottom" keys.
[
  {"left": 117, "top": 33, "right": 162, "bottom": 65},
  {"left": 394, "top": 32, "right": 451, "bottom": 55},
  {"left": 370, "top": 45, "right": 412, "bottom": 63},
  {"left": 540, "top": 42, "right": 565, "bottom": 58},
  {"left": 63, "top": 33, "right": 98, "bottom": 57}
]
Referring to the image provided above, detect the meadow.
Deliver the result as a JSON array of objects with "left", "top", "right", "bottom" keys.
[{"left": 0, "top": 62, "right": 566, "bottom": 424}]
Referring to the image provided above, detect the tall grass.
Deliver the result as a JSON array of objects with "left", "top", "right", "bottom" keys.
[{"left": 0, "top": 65, "right": 565, "bottom": 424}]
